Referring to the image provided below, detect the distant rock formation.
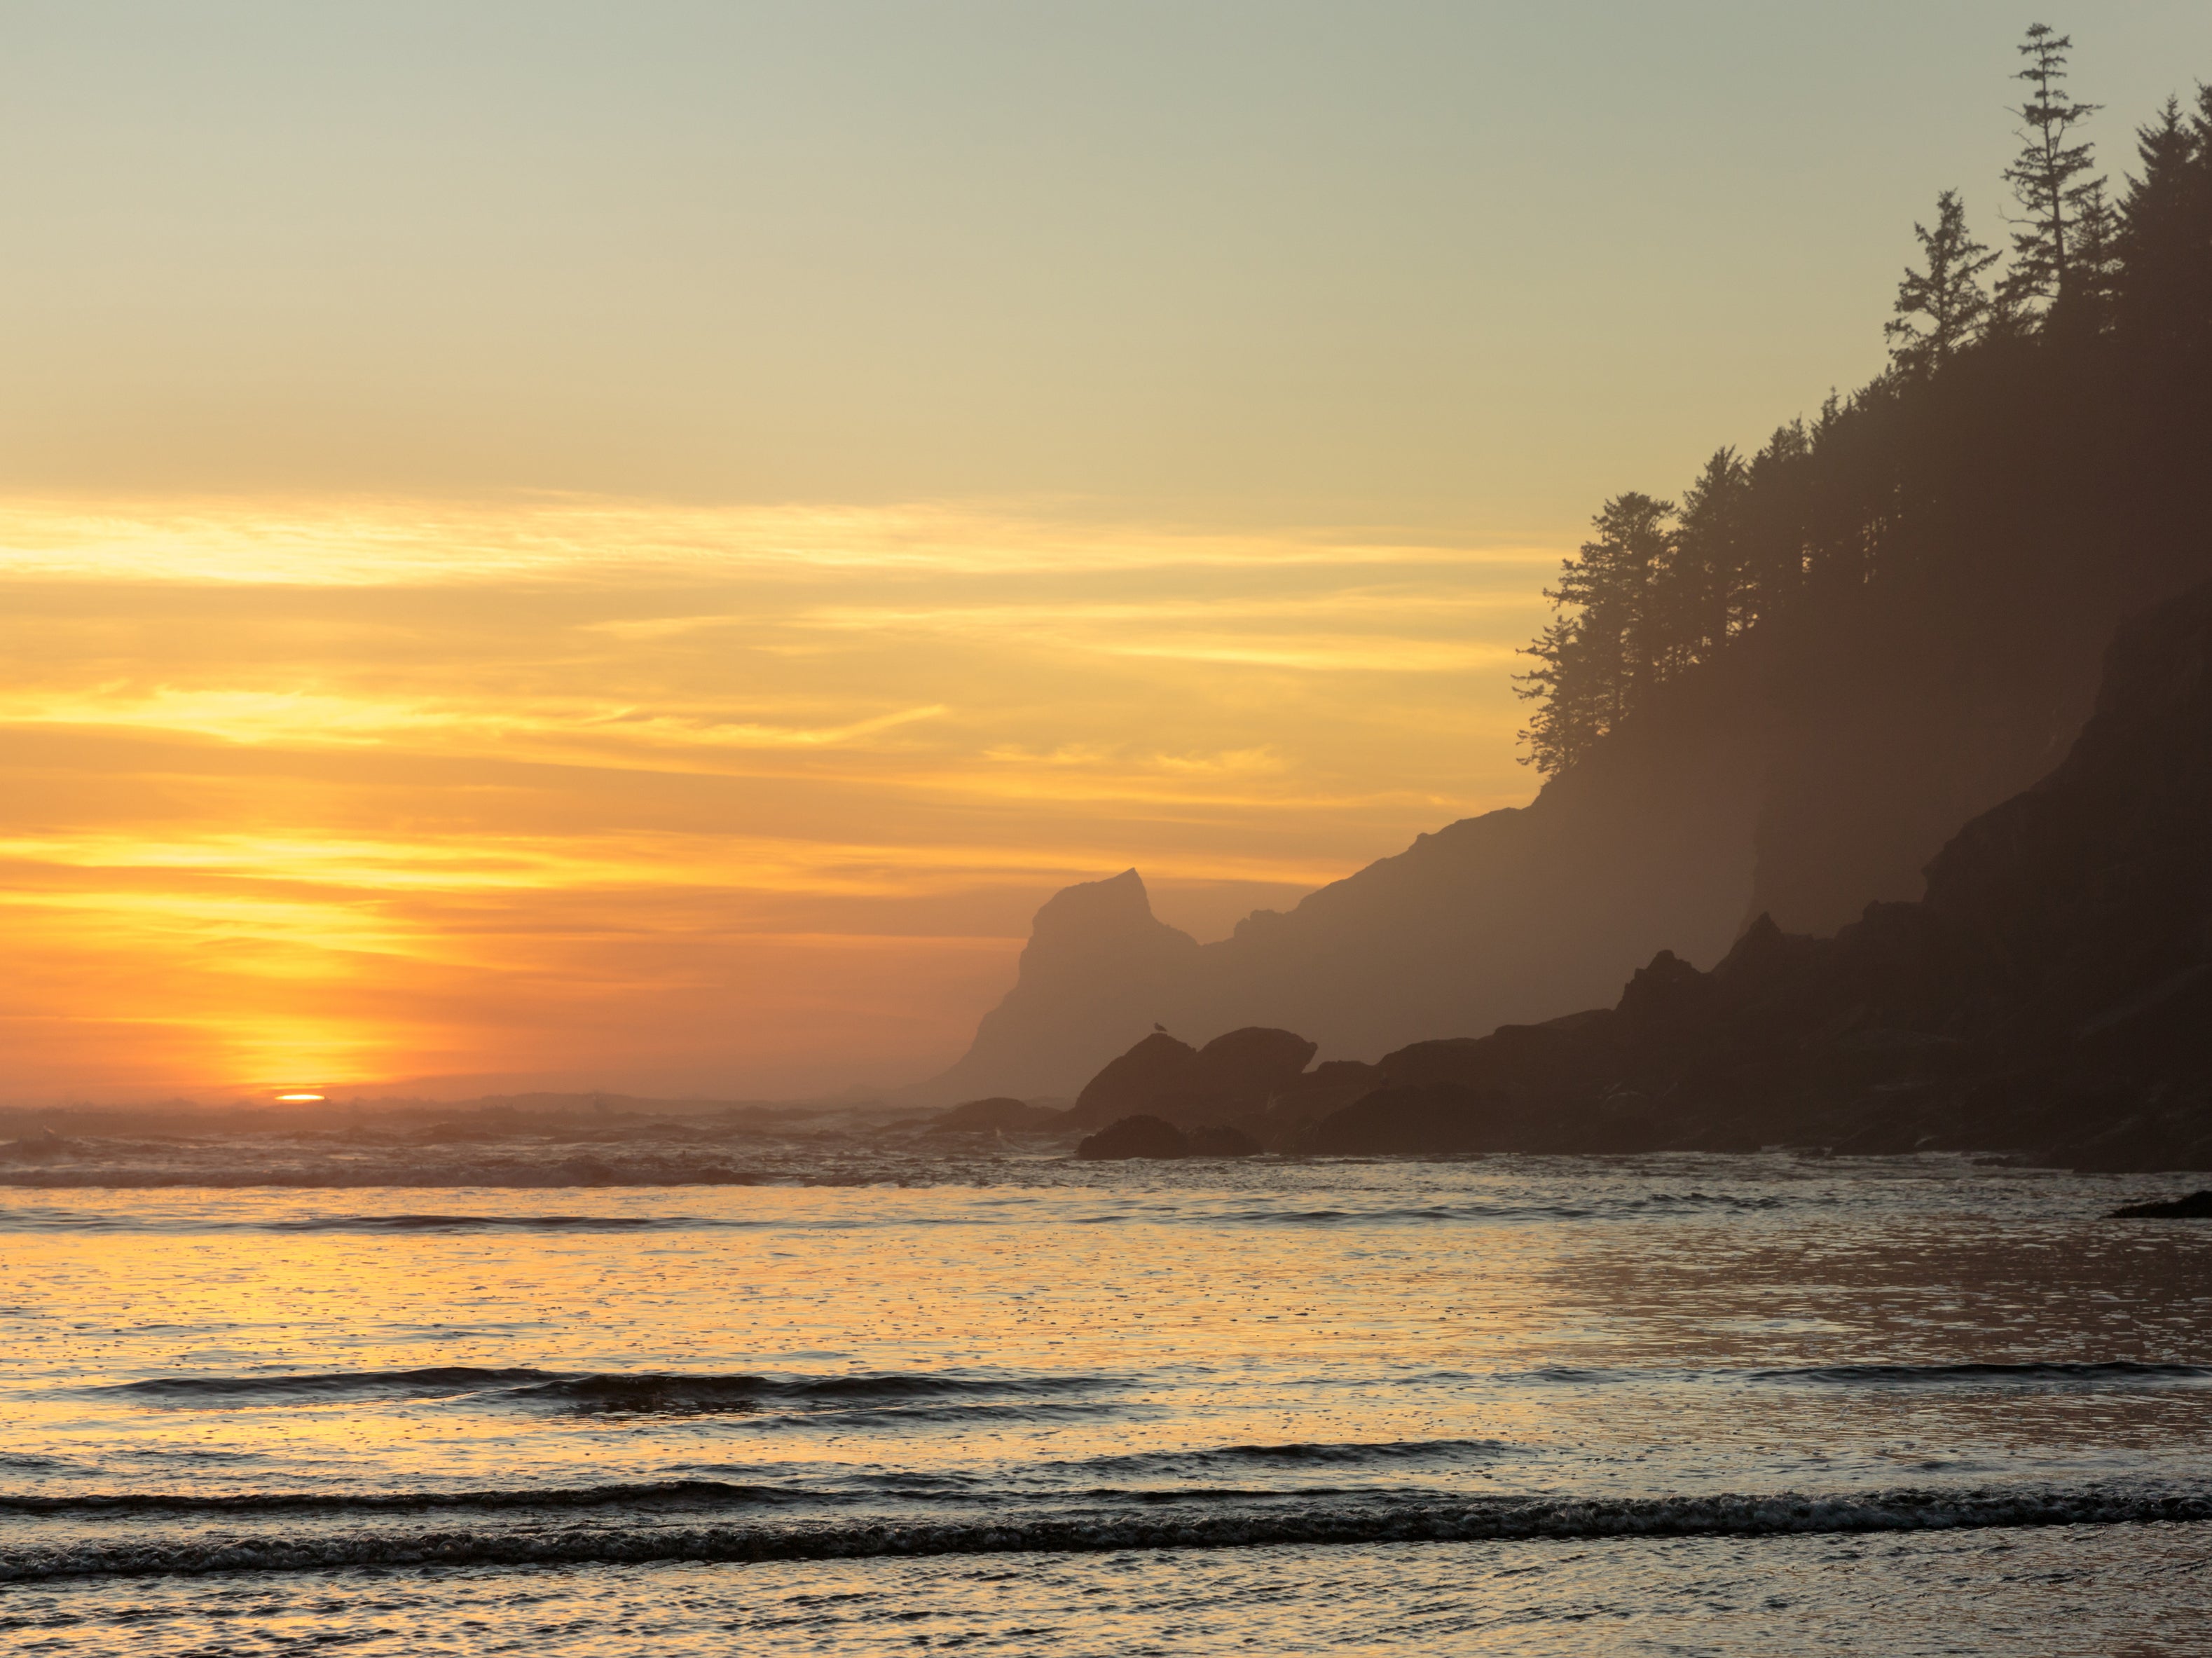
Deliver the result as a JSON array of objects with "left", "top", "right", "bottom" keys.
[{"left": 918, "top": 870, "right": 1200, "bottom": 1103}]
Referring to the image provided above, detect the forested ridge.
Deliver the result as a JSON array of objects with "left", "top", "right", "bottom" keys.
[{"left": 1516, "top": 25, "right": 2212, "bottom": 776}]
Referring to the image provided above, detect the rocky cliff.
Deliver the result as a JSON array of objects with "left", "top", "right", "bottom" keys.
[
  {"left": 1083, "top": 576, "right": 2212, "bottom": 1171},
  {"left": 920, "top": 868, "right": 1200, "bottom": 1102},
  {"left": 915, "top": 583, "right": 2124, "bottom": 1103}
]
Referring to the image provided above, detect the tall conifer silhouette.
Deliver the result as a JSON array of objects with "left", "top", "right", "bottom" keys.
[
  {"left": 2000, "top": 24, "right": 2103, "bottom": 318},
  {"left": 1886, "top": 192, "right": 2000, "bottom": 376},
  {"left": 2115, "top": 95, "right": 2212, "bottom": 352},
  {"left": 1667, "top": 449, "right": 1752, "bottom": 665}
]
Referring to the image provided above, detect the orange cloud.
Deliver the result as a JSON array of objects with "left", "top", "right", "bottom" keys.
[{"left": 0, "top": 495, "right": 1552, "bottom": 1099}]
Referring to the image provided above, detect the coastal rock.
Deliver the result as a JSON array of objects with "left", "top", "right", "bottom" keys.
[
  {"left": 1310, "top": 1083, "right": 1506, "bottom": 1155},
  {"left": 1184, "top": 1124, "right": 1262, "bottom": 1158},
  {"left": 927, "top": 1096, "right": 1063, "bottom": 1134},
  {"left": 1066, "top": 1032, "right": 1197, "bottom": 1126},
  {"left": 1263, "top": 1059, "right": 1384, "bottom": 1134},
  {"left": 1064, "top": 1026, "right": 1317, "bottom": 1128},
  {"left": 1075, "top": 1114, "right": 1190, "bottom": 1160},
  {"left": 1151, "top": 1026, "right": 1316, "bottom": 1125},
  {"left": 2111, "top": 1191, "right": 2212, "bottom": 1219},
  {"left": 0, "top": 1128, "right": 74, "bottom": 1163}
]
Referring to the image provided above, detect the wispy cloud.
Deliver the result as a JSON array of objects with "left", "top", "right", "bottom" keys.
[{"left": 0, "top": 494, "right": 1554, "bottom": 1097}]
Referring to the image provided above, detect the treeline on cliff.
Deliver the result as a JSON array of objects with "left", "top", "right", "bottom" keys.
[{"left": 1516, "top": 24, "right": 2212, "bottom": 777}]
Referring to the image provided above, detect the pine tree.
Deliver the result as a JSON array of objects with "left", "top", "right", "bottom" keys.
[
  {"left": 2000, "top": 24, "right": 2104, "bottom": 319},
  {"left": 1513, "top": 614, "right": 1602, "bottom": 775},
  {"left": 1885, "top": 191, "right": 2000, "bottom": 376},
  {"left": 2115, "top": 95, "right": 2212, "bottom": 351},
  {"left": 1571, "top": 493, "right": 1674, "bottom": 729},
  {"left": 1740, "top": 419, "right": 1813, "bottom": 616},
  {"left": 1513, "top": 493, "right": 1675, "bottom": 774},
  {"left": 1667, "top": 448, "right": 1752, "bottom": 663}
]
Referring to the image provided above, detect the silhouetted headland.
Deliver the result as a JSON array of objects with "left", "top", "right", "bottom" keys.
[{"left": 921, "top": 53, "right": 2212, "bottom": 1172}]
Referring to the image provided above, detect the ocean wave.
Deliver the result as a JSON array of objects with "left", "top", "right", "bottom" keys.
[
  {"left": 262, "top": 1214, "right": 674, "bottom": 1233},
  {"left": 753, "top": 1401, "right": 1132, "bottom": 1432},
  {"left": 7, "top": 1485, "right": 2209, "bottom": 1583},
  {"left": 1754, "top": 1362, "right": 2212, "bottom": 1388},
  {"left": 96, "top": 1367, "right": 1120, "bottom": 1416},
  {"left": 1085, "top": 1194, "right": 1792, "bottom": 1228},
  {"left": 0, "top": 1162, "right": 776, "bottom": 1191},
  {"left": 507, "top": 1372, "right": 1093, "bottom": 1416},
  {"left": 0, "top": 1478, "right": 809, "bottom": 1517},
  {"left": 1059, "top": 1438, "right": 1517, "bottom": 1477},
  {"left": 104, "top": 1366, "right": 562, "bottom": 1402},
  {"left": 1195, "top": 1205, "right": 1599, "bottom": 1226}
]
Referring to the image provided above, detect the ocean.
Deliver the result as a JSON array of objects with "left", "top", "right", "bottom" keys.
[{"left": 3, "top": 1130, "right": 2210, "bottom": 1654}]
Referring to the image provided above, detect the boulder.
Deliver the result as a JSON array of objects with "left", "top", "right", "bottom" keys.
[
  {"left": 1263, "top": 1059, "right": 1384, "bottom": 1133},
  {"left": 1068, "top": 1032, "right": 1198, "bottom": 1127},
  {"left": 1185, "top": 1124, "right": 1262, "bottom": 1158},
  {"left": 0, "top": 1128, "right": 73, "bottom": 1163},
  {"left": 1066, "top": 1025, "right": 1319, "bottom": 1128},
  {"left": 1310, "top": 1083, "right": 1507, "bottom": 1155},
  {"left": 928, "top": 1096, "right": 1063, "bottom": 1134},
  {"left": 1075, "top": 1114, "right": 1190, "bottom": 1160},
  {"left": 2112, "top": 1191, "right": 2212, "bottom": 1218},
  {"left": 1178, "top": 1027, "right": 1319, "bottom": 1115}
]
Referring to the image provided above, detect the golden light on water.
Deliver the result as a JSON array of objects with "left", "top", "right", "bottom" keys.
[{"left": 0, "top": 495, "right": 1555, "bottom": 1100}]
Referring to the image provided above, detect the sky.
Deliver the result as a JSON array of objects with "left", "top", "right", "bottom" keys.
[{"left": 2, "top": 2, "right": 2208, "bottom": 1102}]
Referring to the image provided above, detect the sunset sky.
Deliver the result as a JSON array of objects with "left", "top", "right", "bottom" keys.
[{"left": 5, "top": 2, "right": 2207, "bottom": 1101}]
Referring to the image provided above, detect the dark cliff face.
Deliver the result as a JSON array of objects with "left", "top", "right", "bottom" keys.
[
  {"left": 1306, "top": 577, "right": 2212, "bottom": 1170},
  {"left": 1741, "top": 594, "right": 2107, "bottom": 934}
]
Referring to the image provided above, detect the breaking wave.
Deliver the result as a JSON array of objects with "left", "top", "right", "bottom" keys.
[
  {"left": 1211, "top": 1193, "right": 1792, "bottom": 1226},
  {"left": 0, "top": 1161, "right": 774, "bottom": 1191},
  {"left": 7, "top": 1484, "right": 2210, "bottom": 1583},
  {"left": 263, "top": 1214, "right": 673, "bottom": 1232},
  {"left": 1754, "top": 1361, "right": 2212, "bottom": 1388},
  {"left": 106, "top": 1366, "right": 558, "bottom": 1402},
  {"left": 0, "top": 1478, "right": 806, "bottom": 1516},
  {"left": 1057, "top": 1438, "right": 1518, "bottom": 1477},
  {"left": 97, "top": 1367, "right": 1122, "bottom": 1416}
]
